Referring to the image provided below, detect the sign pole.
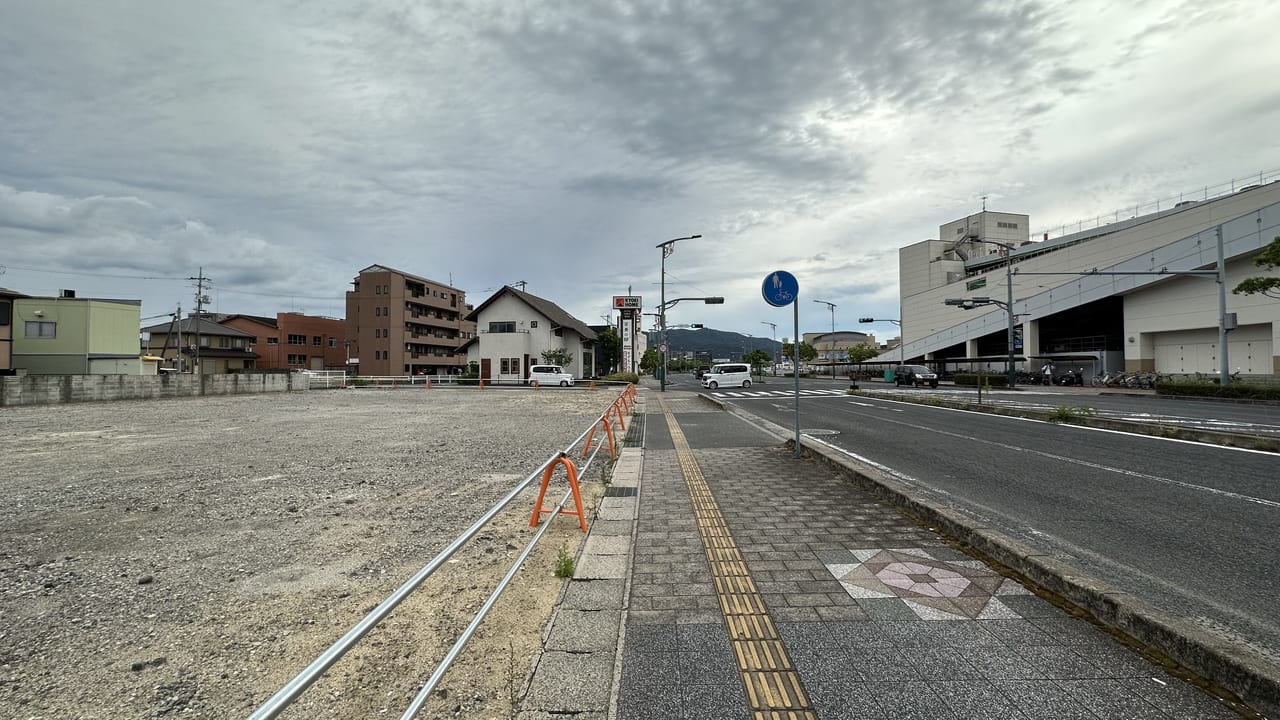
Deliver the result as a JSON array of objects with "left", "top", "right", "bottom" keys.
[
  {"left": 793, "top": 296, "right": 801, "bottom": 457},
  {"left": 761, "top": 270, "right": 801, "bottom": 459}
]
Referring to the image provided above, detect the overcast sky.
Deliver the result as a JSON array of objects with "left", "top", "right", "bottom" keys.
[{"left": 3, "top": 0, "right": 1278, "bottom": 340}]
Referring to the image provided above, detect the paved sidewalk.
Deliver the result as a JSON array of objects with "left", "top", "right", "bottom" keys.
[{"left": 521, "top": 385, "right": 1249, "bottom": 719}]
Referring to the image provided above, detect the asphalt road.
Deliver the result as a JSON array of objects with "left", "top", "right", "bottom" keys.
[{"left": 686, "top": 375, "right": 1280, "bottom": 671}]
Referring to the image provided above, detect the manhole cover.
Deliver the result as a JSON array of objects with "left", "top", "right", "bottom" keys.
[{"left": 800, "top": 429, "right": 840, "bottom": 436}]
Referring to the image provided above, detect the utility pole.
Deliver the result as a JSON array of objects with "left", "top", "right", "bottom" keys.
[
  {"left": 189, "top": 268, "right": 211, "bottom": 375},
  {"left": 813, "top": 300, "right": 837, "bottom": 379},
  {"left": 761, "top": 321, "right": 777, "bottom": 375}
]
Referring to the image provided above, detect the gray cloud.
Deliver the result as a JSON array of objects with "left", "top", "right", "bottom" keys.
[{"left": 0, "top": 0, "right": 1276, "bottom": 335}]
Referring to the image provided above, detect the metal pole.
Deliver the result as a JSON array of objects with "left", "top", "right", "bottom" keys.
[
  {"left": 1007, "top": 259, "right": 1016, "bottom": 388},
  {"left": 830, "top": 304, "right": 836, "bottom": 379},
  {"left": 793, "top": 299, "right": 801, "bottom": 458},
  {"left": 1217, "top": 225, "right": 1229, "bottom": 386},
  {"left": 660, "top": 250, "right": 667, "bottom": 392}
]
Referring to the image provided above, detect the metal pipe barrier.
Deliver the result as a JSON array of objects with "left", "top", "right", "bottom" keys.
[{"left": 248, "top": 384, "right": 636, "bottom": 720}]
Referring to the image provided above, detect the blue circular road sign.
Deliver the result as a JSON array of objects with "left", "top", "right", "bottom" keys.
[{"left": 762, "top": 270, "right": 798, "bottom": 307}]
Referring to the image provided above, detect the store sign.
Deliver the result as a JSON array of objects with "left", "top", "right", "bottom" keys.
[{"left": 613, "top": 295, "right": 642, "bottom": 309}]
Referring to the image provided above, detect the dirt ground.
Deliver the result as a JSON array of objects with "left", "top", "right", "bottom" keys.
[{"left": 0, "top": 388, "right": 619, "bottom": 719}]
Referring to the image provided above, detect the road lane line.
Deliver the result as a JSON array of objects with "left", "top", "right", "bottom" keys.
[{"left": 825, "top": 401, "right": 1280, "bottom": 508}]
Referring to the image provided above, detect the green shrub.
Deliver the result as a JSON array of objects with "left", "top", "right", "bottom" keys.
[
  {"left": 952, "top": 373, "right": 1009, "bottom": 387},
  {"left": 1156, "top": 380, "right": 1280, "bottom": 401},
  {"left": 554, "top": 544, "right": 575, "bottom": 578},
  {"left": 603, "top": 372, "right": 640, "bottom": 384},
  {"left": 1047, "top": 405, "right": 1095, "bottom": 422}
]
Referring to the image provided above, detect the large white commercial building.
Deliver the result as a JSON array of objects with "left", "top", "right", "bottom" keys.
[{"left": 900, "top": 177, "right": 1280, "bottom": 378}]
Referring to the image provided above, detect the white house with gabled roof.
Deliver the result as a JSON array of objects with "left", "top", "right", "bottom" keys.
[{"left": 458, "top": 286, "right": 597, "bottom": 382}]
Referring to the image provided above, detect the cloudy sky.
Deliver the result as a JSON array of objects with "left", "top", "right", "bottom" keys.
[{"left": 3, "top": 1, "right": 1278, "bottom": 340}]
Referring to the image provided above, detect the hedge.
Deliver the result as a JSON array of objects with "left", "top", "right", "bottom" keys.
[{"left": 1156, "top": 380, "right": 1280, "bottom": 401}]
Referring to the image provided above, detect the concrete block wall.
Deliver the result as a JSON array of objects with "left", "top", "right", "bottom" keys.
[{"left": 0, "top": 373, "right": 302, "bottom": 407}]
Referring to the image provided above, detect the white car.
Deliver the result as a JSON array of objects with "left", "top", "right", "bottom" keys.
[
  {"left": 527, "top": 365, "right": 574, "bottom": 386},
  {"left": 701, "top": 363, "right": 752, "bottom": 389}
]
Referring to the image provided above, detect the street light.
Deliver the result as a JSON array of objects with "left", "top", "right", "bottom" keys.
[
  {"left": 760, "top": 321, "right": 777, "bottom": 375},
  {"left": 656, "top": 294, "right": 722, "bottom": 388},
  {"left": 944, "top": 292, "right": 1017, "bottom": 387},
  {"left": 656, "top": 234, "right": 702, "bottom": 391},
  {"left": 858, "top": 317, "right": 903, "bottom": 364},
  {"left": 979, "top": 240, "right": 1018, "bottom": 388},
  {"left": 813, "top": 299, "right": 837, "bottom": 379}
]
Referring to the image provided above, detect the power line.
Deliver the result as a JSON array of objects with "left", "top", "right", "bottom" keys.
[{"left": 0, "top": 264, "right": 187, "bottom": 281}]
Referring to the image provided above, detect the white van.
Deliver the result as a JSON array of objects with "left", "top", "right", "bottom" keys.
[
  {"left": 527, "top": 365, "right": 574, "bottom": 386},
  {"left": 701, "top": 363, "right": 751, "bottom": 389}
]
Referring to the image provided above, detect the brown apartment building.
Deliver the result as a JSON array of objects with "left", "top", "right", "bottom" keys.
[
  {"left": 219, "top": 312, "right": 348, "bottom": 370},
  {"left": 0, "top": 287, "right": 23, "bottom": 374},
  {"left": 345, "top": 265, "right": 476, "bottom": 376}
]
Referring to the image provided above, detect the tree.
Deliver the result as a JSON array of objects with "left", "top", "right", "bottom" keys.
[
  {"left": 639, "top": 348, "right": 659, "bottom": 374},
  {"left": 1233, "top": 236, "right": 1280, "bottom": 299},
  {"left": 796, "top": 342, "right": 818, "bottom": 363},
  {"left": 742, "top": 349, "right": 772, "bottom": 374},
  {"left": 596, "top": 327, "right": 621, "bottom": 373},
  {"left": 541, "top": 348, "right": 573, "bottom": 367},
  {"left": 846, "top": 345, "right": 880, "bottom": 363}
]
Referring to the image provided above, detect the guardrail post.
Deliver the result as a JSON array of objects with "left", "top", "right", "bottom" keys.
[{"left": 529, "top": 455, "right": 588, "bottom": 532}]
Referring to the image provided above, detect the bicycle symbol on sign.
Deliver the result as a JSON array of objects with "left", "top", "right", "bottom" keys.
[{"left": 762, "top": 270, "right": 799, "bottom": 308}]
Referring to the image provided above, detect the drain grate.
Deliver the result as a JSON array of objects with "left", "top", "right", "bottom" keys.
[
  {"left": 603, "top": 486, "right": 637, "bottom": 497},
  {"left": 623, "top": 411, "right": 645, "bottom": 447}
]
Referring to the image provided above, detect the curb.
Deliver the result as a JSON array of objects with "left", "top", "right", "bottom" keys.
[{"left": 704, "top": 393, "right": 1280, "bottom": 718}]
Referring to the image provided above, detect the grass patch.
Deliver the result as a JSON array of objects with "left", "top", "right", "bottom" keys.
[
  {"left": 554, "top": 544, "right": 575, "bottom": 579},
  {"left": 1047, "top": 405, "right": 1095, "bottom": 422}
]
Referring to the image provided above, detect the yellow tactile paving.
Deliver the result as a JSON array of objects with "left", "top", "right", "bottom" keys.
[{"left": 657, "top": 396, "right": 816, "bottom": 718}]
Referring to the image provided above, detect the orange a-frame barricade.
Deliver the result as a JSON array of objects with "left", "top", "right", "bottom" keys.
[
  {"left": 580, "top": 385, "right": 636, "bottom": 460},
  {"left": 529, "top": 454, "right": 588, "bottom": 532},
  {"left": 580, "top": 414, "right": 618, "bottom": 461}
]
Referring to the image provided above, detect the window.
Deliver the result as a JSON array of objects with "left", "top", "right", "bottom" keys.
[
  {"left": 25, "top": 321, "right": 56, "bottom": 338},
  {"left": 313, "top": 336, "right": 322, "bottom": 346},
  {"left": 997, "top": 221, "right": 1019, "bottom": 229},
  {"left": 0, "top": 302, "right": 10, "bottom": 326},
  {"left": 288, "top": 334, "right": 307, "bottom": 345},
  {"left": 287, "top": 354, "right": 307, "bottom": 364},
  {"left": 376, "top": 285, "right": 382, "bottom": 295},
  {"left": 329, "top": 338, "right": 337, "bottom": 347},
  {"left": 489, "top": 321, "right": 516, "bottom": 333},
  {"left": 500, "top": 358, "right": 511, "bottom": 374}
]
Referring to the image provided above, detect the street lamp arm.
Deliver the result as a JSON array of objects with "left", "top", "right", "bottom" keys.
[
  {"left": 658, "top": 296, "right": 724, "bottom": 311},
  {"left": 656, "top": 234, "right": 702, "bottom": 250}
]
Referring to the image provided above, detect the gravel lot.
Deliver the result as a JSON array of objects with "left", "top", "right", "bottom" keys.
[{"left": 0, "top": 387, "right": 621, "bottom": 720}]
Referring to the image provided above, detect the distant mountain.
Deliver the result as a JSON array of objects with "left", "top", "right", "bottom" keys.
[{"left": 645, "top": 327, "right": 781, "bottom": 362}]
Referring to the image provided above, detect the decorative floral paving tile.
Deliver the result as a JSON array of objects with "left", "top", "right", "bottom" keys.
[{"left": 825, "top": 547, "right": 1033, "bottom": 620}]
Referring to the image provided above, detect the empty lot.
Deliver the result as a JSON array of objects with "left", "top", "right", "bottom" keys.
[{"left": 0, "top": 387, "right": 618, "bottom": 719}]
